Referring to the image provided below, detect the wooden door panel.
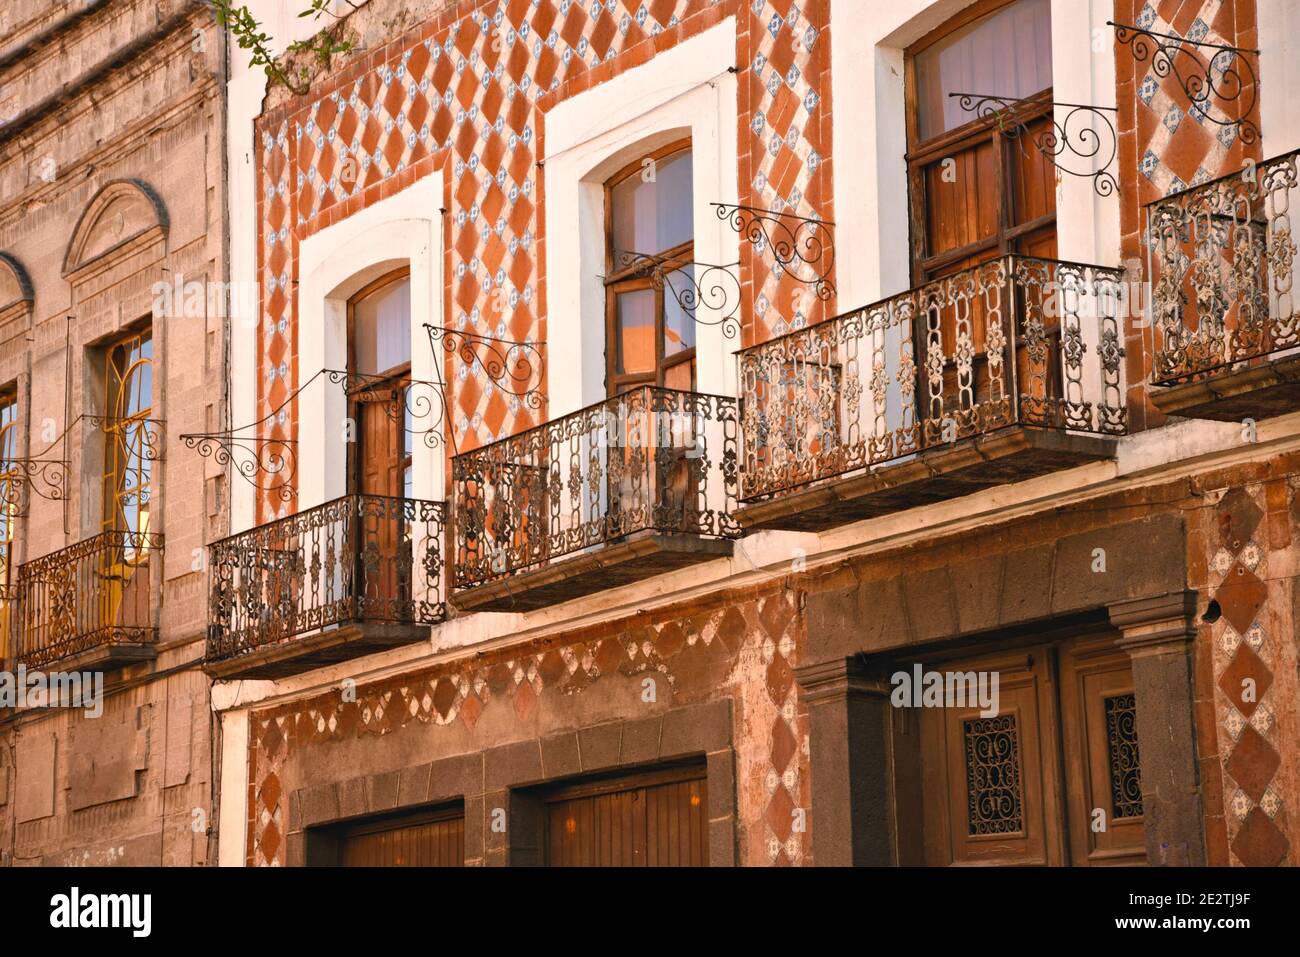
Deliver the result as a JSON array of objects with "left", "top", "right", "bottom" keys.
[
  {"left": 356, "top": 394, "right": 404, "bottom": 605},
  {"left": 1060, "top": 639, "right": 1146, "bottom": 865},
  {"left": 545, "top": 766, "right": 707, "bottom": 867},
  {"left": 922, "top": 141, "right": 1000, "bottom": 262},
  {"left": 358, "top": 398, "right": 402, "bottom": 498},
  {"left": 339, "top": 811, "right": 464, "bottom": 867},
  {"left": 1009, "top": 116, "right": 1057, "bottom": 231},
  {"left": 921, "top": 651, "right": 1064, "bottom": 866}
]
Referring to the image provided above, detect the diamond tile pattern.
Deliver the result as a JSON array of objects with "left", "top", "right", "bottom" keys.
[
  {"left": 248, "top": 591, "right": 807, "bottom": 866},
  {"left": 1207, "top": 483, "right": 1289, "bottom": 866},
  {"left": 1131, "top": 0, "right": 1258, "bottom": 201},
  {"left": 252, "top": 0, "right": 835, "bottom": 520}
]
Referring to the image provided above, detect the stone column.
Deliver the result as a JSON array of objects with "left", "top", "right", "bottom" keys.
[
  {"left": 795, "top": 657, "right": 894, "bottom": 866},
  {"left": 1108, "top": 590, "right": 1207, "bottom": 866}
]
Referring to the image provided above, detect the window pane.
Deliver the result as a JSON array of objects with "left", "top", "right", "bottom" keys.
[
  {"left": 663, "top": 265, "right": 696, "bottom": 357},
  {"left": 0, "top": 395, "right": 16, "bottom": 589},
  {"left": 611, "top": 150, "right": 693, "bottom": 256},
  {"left": 914, "top": 0, "right": 1052, "bottom": 141},
  {"left": 354, "top": 275, "right": 411, "bottom": 375},
  {"left": 616, "top": 288, "right": 656, "bottom": 377},
  {"left": 104, "top": 330, "right": 153, "bottom": 552}
]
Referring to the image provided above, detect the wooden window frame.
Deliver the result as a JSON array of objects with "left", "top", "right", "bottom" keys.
[
  {"left": 0, "top": 387, "right": 17, "bottom": 659},
  {"left": 903, "top": 0, "right": 1056, "bottom": 284},
  {"left": 101, "top": 324, "right": 154, "bottom": 540},
  {"left": 345, "top": 266, "right": 413, "bottom": 498},
  {"left": 603, "top": 139, "right": 697, "bottom": 397}
]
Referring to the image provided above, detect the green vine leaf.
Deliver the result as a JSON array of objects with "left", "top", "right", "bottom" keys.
[{"left": 209, "top": 0, "right": 359, "bottom": 96}]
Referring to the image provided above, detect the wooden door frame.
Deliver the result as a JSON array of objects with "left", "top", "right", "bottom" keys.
[
  {"left": 345, "top": 266, "right": 413, "bottom": 499},
  {"left": 603, "top": 139, "right": 697, "bottom": 397}
]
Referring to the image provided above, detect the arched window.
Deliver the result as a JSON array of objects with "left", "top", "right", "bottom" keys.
[
  {"left": 347, "top": 268, "right": 412, "bottom": 499},
  {"left": 906, "top": 0, "right": 1056, "bottom": 281},
  {"left": 603, "top": 142, "right": 696, "bottom": 396}
]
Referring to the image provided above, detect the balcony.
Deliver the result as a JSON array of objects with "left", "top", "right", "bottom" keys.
[
  {"left": 737, "top": 255, "right": 1128, "bottom": 531},
  {"left": 1146, "top": 149, "right": 1300, "bottom": 420},
  {"left": 451, "top": 386, "right": 739, "bottom": 611},
  {"left": 15, "top": 530, "right": 161, "bottom": 671},
  {"left": 206, "top": 494, "right": 445, "bottom": 679}
]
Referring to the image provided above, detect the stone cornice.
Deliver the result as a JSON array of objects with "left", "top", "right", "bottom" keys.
[
  {"left": 1109, "top": 589, "right": 1200, "bottom": 656},
  {"left": 794, "top": 658, "right": 891, "bottom": 703}
]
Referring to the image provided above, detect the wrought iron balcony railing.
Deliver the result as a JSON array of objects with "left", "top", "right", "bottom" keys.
[
  {"left": 452, "top": 386, "right": 739, "bottom": 600},
  {"left": 207, "top": 493, "right": 446, "bottom": 669},
  {"left": 16, "top": 530, "right": 162, "bottom": 670},
  {"left": 738, "top": 254, "right": 1128, "bottom": 504},
  {"left": 1147, "top": 148, "right": 1299, "bottom": 385}
]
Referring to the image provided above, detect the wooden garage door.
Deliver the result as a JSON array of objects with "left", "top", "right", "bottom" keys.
[
  {"left": 545, "top": 763, "right": 708, "bottom": 867},
  {"left": 339, "top": 807, "right": 465, "bottom": 867}
]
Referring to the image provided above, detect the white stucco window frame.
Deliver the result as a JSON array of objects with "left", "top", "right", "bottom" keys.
[
  {"left": 296, "top": 171, "right": 445, "bottom": 510},
  {"left": 832, "top": 0, "right": 1123, "bottom": 313},
  {"left": 541, "top": 16, "right": 740, "bottom": 417}
]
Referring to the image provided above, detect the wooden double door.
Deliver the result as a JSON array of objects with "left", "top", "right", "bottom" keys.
[{"left": 913, "top": 635, "right": 1145, "bottom": 866}]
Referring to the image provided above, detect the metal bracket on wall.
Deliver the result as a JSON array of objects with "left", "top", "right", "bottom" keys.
[
  {"left": 711, "top": 202, "right": 835, "bottom": 302},
  {"left": 424, "top": 324, "right": 547, "bottom": 414},
  {"left": 180, "top": 369, "right": 446, "bottom": 502},
  {"left": 0, "top": 414, "right": 163, "bottom": 516},
  {"left": 612, "top": 251, "right": 743, "bottom": 340},
  {"left": 949, "top": 92, "right": 1120, "bottom": 198},
  {"left": 1109, "top": 20, "right": 1260, "bottom": 146}
]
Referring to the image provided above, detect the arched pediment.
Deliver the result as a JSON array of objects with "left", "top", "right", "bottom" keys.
[
  {"left": 0, "top": 252, "right": 34, "bottom": 314},
  {"left": 62, "top": 179, "right": 168, "bottom": 277}
]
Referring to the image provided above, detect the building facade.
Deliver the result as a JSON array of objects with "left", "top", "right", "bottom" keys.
[
  {"left": 0, "top": 0, "right": 227, "bottom": 865},
  {"left": 5, "top": 0, "right": 1295, "bottom": 868},
  {"left": 203, "top": 0, "right": 1300, "bottom": 867}
]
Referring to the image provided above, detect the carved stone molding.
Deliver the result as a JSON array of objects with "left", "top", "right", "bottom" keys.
[{"left": 1109, "top": 589, "right": 1200, "bottom": 655}]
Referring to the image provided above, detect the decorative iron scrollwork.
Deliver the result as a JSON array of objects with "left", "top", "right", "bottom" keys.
[
  {"left": 180, "top": 433, "right": 298, "bottom": 502},
  {"left": 1104, "top": 693, "right": 1143, "bottom": 820},
  {"left": 87, "top": 414, "right": 165, "bottom": 462},
  {"left": 736, "top": 255, "right": 1127, "bottom": 503},
  {"left": 324, "top": 369, "right": 449, "bottom": 451},
  {"left": 0, "top": 458, "right": 69, "bottom": 510},
  {"left": 207, "top": 493, "right": 446, "bottom": 665},
  {"left": 613, "top": 251, "right": 743, "bottom": 339},
  {"left": 711, "top": 202, "right": 835, "bottom": 301},
  {"left": 452, "top": 385, "right": 740, "bottom": 593},
  {"left": 950, "top": 93, "right": 1120, "bottom": 197},
  {"left": 963, "top": 714, "right": 1025, "bottom": 836},
  {"left": 180, "top": 368, "right": 446, "bottom": 501},
  {"left": 0, "top": 413, "right": 162, "bottom": 515},
  {"left": 424, "top": 324, "right": 547, "bottom": 410},
  {"left": 1109, "top": 20, "right": 1260, "bottom": 145}
]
